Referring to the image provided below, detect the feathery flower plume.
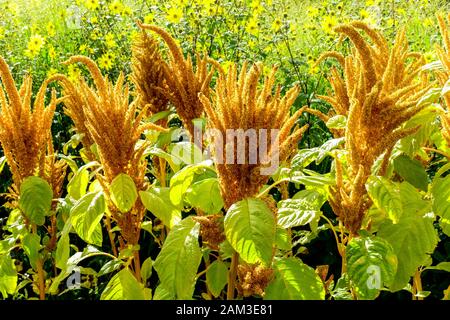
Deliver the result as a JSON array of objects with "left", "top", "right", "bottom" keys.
[
  {"left": 317, "top": 22, "right": 430, "bottom": 234},
  {"left": 0, "top": 56, "right": 61, "bottom": 190},
  {"left": 131, "top": 27, "right": 169, "bottom": 119},
  {"left": 138, "top": 22, "right": 214, "bottom": 138},
  {"left": 436, "top": 13, "right": 450, "bottom": 146},
  {"left": 60, "top": 56, "right": 167, "bottom": 248},
  {"left": 199, "top": 62, "right": 308, "bottom": 209}
]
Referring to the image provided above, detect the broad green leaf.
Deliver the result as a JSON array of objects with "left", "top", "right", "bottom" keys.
[
  {"left": 98, "top": 259, "right": 123, "bottom": 277},
  {"left": 346, "top": 236, "right": 397, "bottom": 300},
  {"left": 110, "top": 174, "right": 138, "bottom": 213},
  {"left": 0, "top": 255, "right": 17, "bottom": 299},
  {"left": 67, "top": 166, "right": 89, "bottom": 200},
  {"left": 145, "top": 147, "right": 180, "bottom": 172},
  {"left": 366, "top": 176, "right": 402, "bottom": 224},
  {"left": 55, "top": 235, "right": 70, "bottom": 269},
  {"left": 326, "top": 115, "right": 347, "bottom": 129},
  {"left": 153, "top": 217, "right": 201, "bottom": 299},
  {"left": 168, "top": 141, "right": 204, "bottom": 165},
  {"left": 378, "top": 213, "right": 438, "bottom": 292},
  {"left": 70, "top": 192, "right": 105, "bottom": 246},
  {"left": 169, "top": 165, "right": 197, "bottom": 208},
  {"left": 291, "top": 148, "right": 319, "bottom": 170},
  {"left": 275, "top": 227, "right": 291, "bottom": 251},
  {"left": 432, "top": 175, "right": 450, "bottom": 236},
  {"left": 101, "top": 268, "right": 146, "bottom": 300},
  {"left": 141, "top": 257, "right": 153, "bottom": 282},
  {"left": 224, "top": 198, "right": 275, "bottom": 265},
  {"left": 206, "top": 260, "right": 228, "bottom": 298},
  {"left": 264, "top": 257, "right": 325, "bottom": 300},
  {"left": 397, "top": 108, "right": 439, "bottom": 157},
  {"left": 22, "top": 233, "right": 42, "bottom": 270},
  {"left": 185, "top": 178, "right": 224, "bottom": 214},
  {"left": 316, "top": 137, "right": 345, "bottom": 164},
  {"left": 153, "top": 284, "right": 175, "bottom": 300},
  {"left": 331, "top": 274, "right": 353, "bottom": 300},
  {"left": 426, "top": 262, "right": 450, "bottom": 272},
  {"left": 19, "top": 176, "right": 53, "bottom": 226},
  {"left": 140, "top": 188, "right": 181, "bottom": 228},
  {"left": 290, "top": 172, "right": 335, "bottom": 187},
  {"left": 277, "top": 198, "right": 321, "bottom": 229},
  {"left": 393, "top": 155, "right": 428, "bottom": 191},
  {"left": 0, "top": 156, "right": 7, "bottom": 175}
]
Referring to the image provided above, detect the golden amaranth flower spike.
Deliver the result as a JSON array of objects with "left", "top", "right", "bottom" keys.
[
  {"left": 61, "top": 55, "right": 167, "bottom": 246},
  {"left": 317, "top": 22, "right": 430, "bottom": 234},
  {"left": 0, "top": 56, "right": 63, "bottom": 191},
  {"left": 436, "top": 13, "right": 450, "bottom": 146},
  {"left": 199, "top": 62, "right": 308, "bottom": 209},
  {"left": 138, "top": 22, "right": 215, "bottom": 138},
  {"left": 131, "top": 26, "right": 169, "bottom": 119}
]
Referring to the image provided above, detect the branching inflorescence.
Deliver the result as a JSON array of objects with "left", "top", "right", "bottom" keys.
[
  {"left": 0, "top": 56, "right": 66, "bottom": 195},
  {"left": 138, "top": 22, "right": 214, "bottom": 138},
  {"left": 317, "top": 22, "right": 431, "bottom": 234},
  {"left": 57, "top": 56, "right": 166, "bottom": 250},
  {"left": 199, "top": 62, "right": 308, "bottom": 209},
  {"left": 436, "top": 13, "right": 450, "bottom": 147}
]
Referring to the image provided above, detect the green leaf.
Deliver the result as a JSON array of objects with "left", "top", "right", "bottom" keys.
[
  {"left": 67, "top": 166, "right": 89, "bottom": 200},
  {"left": 432, "top": 175, "right": 450, "bottom": 236},
  {"left": 326, "top": 115, "right": 347, "bottom": 129},
  {"left": 140, "top": 188, "right": 181, "bottom": 228},
  {"left": 224, "top": 198, "right": 275, "bottom": 265},
  {"left": 153, "top": 284, "right": 175, "bottom": 300},
  {"left": 185, "top": 178, "right": 224, "bottom": 214},
  {"left": 153, "top": 217, "right": 201, "bottom": 299},
  {"left": 19, "top": 176, "right": 53, "bottom": 226},
  {"left": 426, "top": 262, "right": 450, "bottom": 272},
  {"left": 0, "top": 156, "right": 7, "bottom": 175},
  {"left": 264, "top": 257, "right": 325, "bottom": 300},
  {"left": 366, "top": 176, "right": 402, "bottom": 224},
  {"left": 169, "top": 165, "right": 197, "bottom": 208},
  {"left": 98, "top": 259, "right": 123, "bottom": 277},
  {"left": 206, "top": 260, "right": 228, "bottom": 298},
  {"left": 70, "top": 192, "right": 106, "bottom": 246},
  {"left": 378, "top": 213, "right": 438, "bottom": 292},
  {"left": 22, "top": 233, "right": 42, "bottom": 270},
  {"left": 291, "top": 148, "right": 319, "bottom": 170},
  {"left": 145, "top": 147, "right": 180, "bottom": 172},
  {"left": 277, "top": 197, "right": 321, "bottom": 229},
  {"left": 140, "top": 257, "right": 153, "bottom": 282},
  {"left": 316, "top": 137, "right": 345, "bottom": 164},
  {"left": 393, "top": 155, "right": 428, "bottom": 191},
  {"left": 168, "top": 141, "right": 204, "bottom": 165},
  {"left": 346, "top": 236, "right": 397, "bottom": 300},
  {"left": 0, "top": 255, "right": 17, "bottom": 299},
  {"left": 275, "top": 227, "right": 291, "bottom": 251},
  {"left": 110, "top": 174, "right": 138, "bottom": 213},
  {"left": 101, "top": 268, "right": 146, "bottom": 300}
]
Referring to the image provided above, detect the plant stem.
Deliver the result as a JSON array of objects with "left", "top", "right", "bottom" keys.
[
  {"left": 32, "top": 224, "right": 45, "bottom": 300},
  {"left": 105, "top": 215, "right": 118, "bottom": 257},
  {"left": 134, "top": 250, "right": 141, "bottom": 282},
  {"left": 413, "top": 270, "right": 424, "bottom": 300},
  {"left": 227, "top": 251, "right": 239, "bottom": 300}
]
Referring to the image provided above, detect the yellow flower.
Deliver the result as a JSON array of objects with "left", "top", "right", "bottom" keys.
[
  {"left": 144, "top": 13, "right": 155, "bottom": 24},
  {"left": 246, "top": 17, "right": 259, "bottom": 36},
  {"left": 90, "top": 16, "right": 98, "bottom": 24},
  {"left": 321, "top": 15, "right": 337, "bottom": 34},
  {"left": 122, "top": 5, "right": 132, "bottom": 16},
  {"left": 98, "top": 52, "right": 115, "bottom": 70},
  {"left": 272, "top": 18, "right": 282, "bottom": 32},
  {"left": 79, "top": 44, "right": 88, "bottom": 53},
  {"left": 28, "top": 34, "right": 45, "bottom": 52},
  {"left": 48, "top": 45, "right": 57, "bottom": 60},
  {"left": 47, "top": 68, "right": 58, "bottom": 77},
  {"left": 396, "top": 8, "right": 406, "bottom": 16},
  {"left": 360, "top": 9, "right": 369, "bottom": 19},
  {"left": 166, "top": 7, "right": 183, "bottom": 24},
  {"left": 365, "top": 0, "right": 375, "bottom": 5},
  {"left": 250, "top": 0, "right": 264, "bottom": 15},
  {"left": 307, "top": 6, "right": 319, "bottom": 18},
  {"left": 105, "top": 33, "right": 116, "bottom": 48},
  {"left": 46, "top": 22, "right": 56, "bottom": 37},
  {"left": 424, "top": 51, "right": 435, "bottom": 63},
  {"left": 68, "top": 64, "right": 81, "bottom": 82},
  {"left": 222, "top": 60, "right": 234, "bottom": 72},
  {"left": 109, "top": 1, "right": 123, "bottom": 15},
  {"left": 84, "top": 0, "right": 99, "bottom": 11},
  {"left": 0, "top": 26, "right": 4, "bottom": 40},
  {"left": 423, "top": 17, "right": 433, "bottom": 28}
]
